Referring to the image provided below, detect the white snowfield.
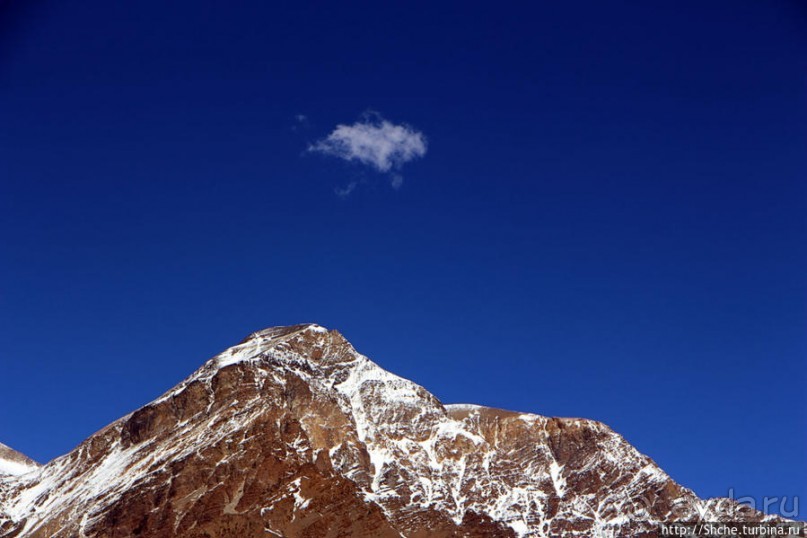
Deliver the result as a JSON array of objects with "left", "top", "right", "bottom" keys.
[
  {"left": 0, "top": 324, "right": 774, "bottom": 537},
  {"left": 0, "top": 459, "right": 37, "bottom": 478},
  {"left": 0, "top": 442, "right": 40, "bottom": 478}
]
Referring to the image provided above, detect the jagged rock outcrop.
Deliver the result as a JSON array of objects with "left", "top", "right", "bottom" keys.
[{"left": 0, "top": 324, "right": 779, "bottom": 537}]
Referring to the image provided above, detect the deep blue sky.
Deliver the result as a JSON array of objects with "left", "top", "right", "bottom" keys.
[{"left": 2, "top": 0, "right": 805, "bottom": 515}]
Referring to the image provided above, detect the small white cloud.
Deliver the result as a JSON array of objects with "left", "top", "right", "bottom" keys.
[
  {"left": 335, "top": 181, "right": 358, "bottom": 198},
  {"left": 309, "top": 115, "right": 427, "bottom": 174},
  {"left": 292, "top": 114, "right": 310, "bottom": 132},
  {"left": 390, "top": 174, "right": 403, "bottom": 190}
]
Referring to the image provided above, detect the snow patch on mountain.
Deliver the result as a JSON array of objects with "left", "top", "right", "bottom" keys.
[
  {"left": 0, "top": 459, "right": 35, "bottom": 478},
  {"left": 0, "top": 443, "right": 39, "bottom": 478}
]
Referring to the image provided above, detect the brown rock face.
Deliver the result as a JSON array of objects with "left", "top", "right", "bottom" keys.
[{"left": 0, "top": 325, "right": 783, "bottom": 537}]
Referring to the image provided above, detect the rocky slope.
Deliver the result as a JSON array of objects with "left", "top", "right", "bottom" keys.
[{"left": 0, "top": 324, "right": 777, "bottom": 537}]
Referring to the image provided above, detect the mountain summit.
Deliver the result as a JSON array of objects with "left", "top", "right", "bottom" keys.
[{"left": 0, "top": 324, "right": 776, "bottom": 537}]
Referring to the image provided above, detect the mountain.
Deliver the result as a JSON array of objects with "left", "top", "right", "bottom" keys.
[{"left": 0, "top": 324, "right": 778, "bottom": 537}]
